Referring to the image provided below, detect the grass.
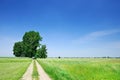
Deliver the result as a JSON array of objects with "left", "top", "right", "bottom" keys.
[
  {"left": 37, "top": 58, "right": 120, "bottom": 80},
  {"left": 0, "top": 57, "right": 32, "bottom": 80},
  {"left": 32, "top": 60, "right": 39, "bottom": 80}
]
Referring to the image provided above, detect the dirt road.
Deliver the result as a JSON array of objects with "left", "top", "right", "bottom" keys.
[
  {"left": 35, "top": 60, "right": 51, "bottom": 80},
  {"left": 21, "top": 60, "right": 51, "bottom": 80},
  {"left": 21, "top": 61, "right": 33, "bottom": 80}
]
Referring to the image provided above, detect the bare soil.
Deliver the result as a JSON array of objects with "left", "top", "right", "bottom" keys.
[
  {"left": 21, "top": 60, "right": 51, "bottom": 80},
  {"left": 35, "top": 60, "right": 51, "bottom": 80},
  {"left": 21, "top": 61, "right": 33, "bottom": 80}
]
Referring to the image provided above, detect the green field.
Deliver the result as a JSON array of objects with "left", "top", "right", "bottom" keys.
[
  {"left": 0, "top": 57, "right": 32, "bottom": 80},
  {"left": 38, "top": 58, "right": 120, "bottom": 80},
  {"left": 0, "top": 57, "right": 120, "bottom": 80}
]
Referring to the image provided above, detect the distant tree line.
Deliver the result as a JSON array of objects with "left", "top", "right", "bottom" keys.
[{"left": 13, "top": 31, "right": 47, "bottom": 58}]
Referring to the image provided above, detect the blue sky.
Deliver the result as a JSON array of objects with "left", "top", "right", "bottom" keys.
[{"left": 0, "top": 0, "right": 120, "bottom": 57}]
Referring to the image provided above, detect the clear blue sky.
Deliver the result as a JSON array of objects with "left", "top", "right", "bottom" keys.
[{"left": 0, "top": 0, "right": 120, "bottom": 57}]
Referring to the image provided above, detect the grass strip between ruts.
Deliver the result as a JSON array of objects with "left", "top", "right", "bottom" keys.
[{"left": 32, "top": 60, "right": 39, "bottom": 80}]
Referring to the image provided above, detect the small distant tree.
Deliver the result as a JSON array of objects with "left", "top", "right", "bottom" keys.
[
  {"left": 58, "top": 56, "right": 61, "bottom": 59},
  {"left": 36, "top": 45, "right": 47, "bottom": 58}
]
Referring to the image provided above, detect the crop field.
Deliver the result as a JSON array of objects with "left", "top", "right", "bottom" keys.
[
  {"left": 0, "top": 57, "right": 32, "bottom": 80},
  {"left": 38, "top": 58, "right": 120, "bottom": 80}
]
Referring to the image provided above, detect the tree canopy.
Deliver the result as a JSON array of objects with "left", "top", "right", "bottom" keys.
[
  {"left": 36, "top": 45, "right": 47, "bottom": 58},
  {"left": 13, "top": 31, "right": 47, "bottom": 58},
  {"left": 13, "top": 41, "right": 24, "bottom": 57}
]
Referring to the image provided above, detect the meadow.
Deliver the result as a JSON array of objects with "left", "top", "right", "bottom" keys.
[
  {"left": 38, "top": 58, "right": 120, "bottom": 80},
  {"left": 0, "top": 57, "right": 32, "bottom": 80}
]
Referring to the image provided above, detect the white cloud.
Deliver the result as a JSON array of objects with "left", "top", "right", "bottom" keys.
[{"left": 73, "top": 29, "right": 120, "bottom": 44}]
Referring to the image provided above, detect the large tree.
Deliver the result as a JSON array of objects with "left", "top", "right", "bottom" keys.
[
  {"left": 13, "top": 31, "right": 44, "bottom": 58},
  {"left": 22, "top": 31, "right": 42, "bottom": 57}
]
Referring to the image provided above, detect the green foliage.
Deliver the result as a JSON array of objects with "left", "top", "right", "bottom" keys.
[
  {"left": 38, "top": 58, "right": 120, "bottom": 80},
  {"left": 13, "top": 41, "right": 25, "bottom": 57},
  {"left": 23, "top": 31, "right": 42, "bottom": 57},
  {"left": 13, "top": 31, "right": 47, "bottom": 58},
  {"left": 36, "top": 45, "right": 47, "bottom": 58}
]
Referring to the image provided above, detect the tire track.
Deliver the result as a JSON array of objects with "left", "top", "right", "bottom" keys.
[
  {"left": 21, "top": 61, "right": 33, "bottom": 80},
  {"left": 35, "top": 60, "right": 51, "bottom": 80}
]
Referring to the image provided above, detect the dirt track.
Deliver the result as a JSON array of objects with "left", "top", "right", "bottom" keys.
[
  {"left": 35, "top": 60, "right": 51, "bottom": 80},
  {"left": 21, "top": 61, "right": 33, "bottom": 80},
  {"left": 21, "top": 60, "right": 51, "bottom": 80}
]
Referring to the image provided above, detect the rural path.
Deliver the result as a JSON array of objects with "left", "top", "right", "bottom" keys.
[
  {"left": 21, "top": 60, "right": 33, "bottom": 80},
  {"left": 21, "top": 60, "right": 51, "bottom": 80},
  {"left": 35, "top": 60, "right": 52, "bottom": 80}
]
